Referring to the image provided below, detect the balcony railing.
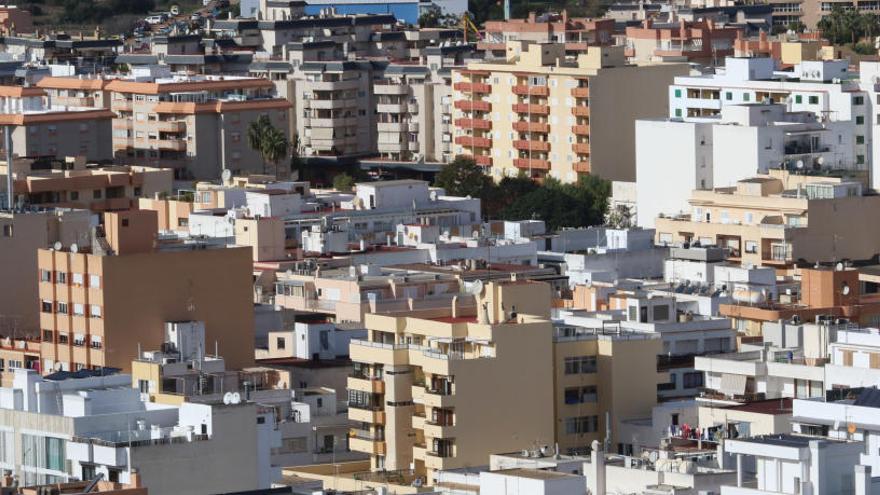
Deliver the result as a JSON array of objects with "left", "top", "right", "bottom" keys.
[
  {"left": 455, "top": 136, "right": 492, "bottom": 148},
  {"left": 572, "top": 106, "right": 590, "bottom": 117},
  {"left": 572, "top": 125, "right": 590, "bottom": 135},
  {"left": 512, "top": 85, "right": 549, "bottom": 96},
  {"left": 514, "top": 158, "right": 551, "bottom": 170},
  {"left": 513, "top": 121, "right": 550, "bottom": 133},
  {"left": 572, "top": 87, "right": 590, "bottom": 98},
  {"left": 454, "top": 100, "right": 491, "bottom": 112},
  {"left": 454, "top": 82, "right": 491, "bottom": 93},
  {"left": 512, "top": 103, "right": 550, "bottom": 115},
  {"left": 454, "top": 118, "right": 492, "bottom": 130},
  {"left": 513, "top": 140, "right": 551, "bottom": 152}
]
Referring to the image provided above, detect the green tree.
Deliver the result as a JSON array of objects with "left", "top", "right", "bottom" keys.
[
  {"left": 332, "top": 173, "right": 355, "bottom": 192},
  {"left": 434, "top": 155, "right": 493, "bottom": 198},
  {"left": 247, "top": 115, "right": 289, "bottom": 178}
]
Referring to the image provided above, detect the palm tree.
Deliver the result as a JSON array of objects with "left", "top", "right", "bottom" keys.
[{"left": 247, "top": 115, "right": 289, "bottom": 178}]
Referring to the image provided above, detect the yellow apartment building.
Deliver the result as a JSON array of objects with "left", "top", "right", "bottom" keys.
[
  {"left": 340, "top": 278, "right": 666, "bottom": 488},
  {"left": 36, "top": 209, "right": 255, "bottom": 374},
  {"left": 451, "top": 42, "right": 687, "bottom": 182},
  {"left": 37, "top": 75, "right": 292, "bottom": 180},
  {"left": 654, "top": 171, "right": 880, "bottom": 268}
]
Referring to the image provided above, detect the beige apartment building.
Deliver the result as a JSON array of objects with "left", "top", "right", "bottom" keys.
[
  {"left": 0, "top": 86, "right": 113, "bottom": 162},
  {"left": 294, "top": 61, "right": 376, "bottom": 159},
  {"left": 374, "top": 67, "right": 452, "bottom": 164},
  {"left": 343, "top": 279, "right": 666, "bottom": 488},
  {"left": 11, "top": 160, "right": 172, "bottom": 211},
  {"left": 655, "top": 171, "right": 880, "bottom": 268},
  {"left": 451, "top": 42, "right": 688, "bottom": 182},
  {"left": 37, "top": 75, "right": 292, "bottom": 180},
  {"left": 36, "top": 209, "right": 255, "bottom": 374}
]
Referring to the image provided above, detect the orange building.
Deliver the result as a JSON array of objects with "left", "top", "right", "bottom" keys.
[
  {"left": 0, "top": 6, "right": 34, "bottom": 35},
  {"left": 36, "top": 209, "right": 256, "bottom": 374},
  {"left": 624, "top": 19, "right": 741, "bottom": 64},
  {"left": 479, "top": 11, "right": 614, "bottom": 59}
]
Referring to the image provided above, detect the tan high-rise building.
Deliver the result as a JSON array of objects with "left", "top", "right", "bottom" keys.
[
  {"left": 37, "top": 74, "right": 292, "bottom": 180},
  {"left": 36, "top": 209, "right": 255, "bottom": 374},
  {"left": 451, "top": 42, "right": 688, "bottom": 183}
]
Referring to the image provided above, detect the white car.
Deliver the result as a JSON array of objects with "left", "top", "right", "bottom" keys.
[{"left": 145, "top": 15, "right": 165, "bottom": 24}]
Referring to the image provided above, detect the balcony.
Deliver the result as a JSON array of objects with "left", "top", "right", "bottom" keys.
[
  {"left": 455, "top": 136, "right": 492, "bottom": 148},
  {"left": 348, "top": 405, "right": 386, "bottom": 424},
  {"left": 374, "top": 83, "right": 410, "bottom": 95},
  {"left": 573, "top": 161, "right": 591, "bottom": 173},
  {"left": 422, "top": 421, "right": 456, "bottom": 439},
  {"left": 512, "top": 85, "right": 549, "bottom": 96},
  {"left": 572, "top": 87, "right": 590, "bottom": 98},
  {"left": 513, "top": 121, "right": 550, "bottom": 133},
  {"left": 514, "top": 158, "right": 551, "bottom": 170},
  {"left": 155, "top": 139, "right": 187, "bottom": 151},
  {"left": 453, "top": 82, "right": 491, "bottom": 93},
  {"left": 474, "top": 155, "right": 493, "bottom": 167},
  {"left": 349, "top": 434, "right": 386, "bottom": 455},
  {"left": 572, "top": 106, "right": 590, "bottom": 117},
  {"left": 308, "top": 99, "right": 352, "bottom": 110},
  {"left": 113, "top": 99, "right": 133, "bottom": 111},
  {"left": 454, "top": 118, "right": 492, "bottom": 130},
  {"left": 572, "top": 125, "right": 590, "bottom": 135},
  {"left": 376, "top": 103, "right": 409, "bottom": 114},
  {"left": 155, "top": 121, "right": 187, "bottom": 133},
  {"left": 377, "top": 122, "right": 408, "bottom": 133},
  {"left": 454, "top": 100, "right": 492, "bottom": 112},
  {"left": 572, "top": 142, "right": 591, "bottom": 154},
  {"left": 512, "top": 103, "right": 550, "bottom": 115},
  {"left": 513, "top": 140, "right": 551, "bottom": 152},
  {"left": 348, "top": 376, "right": 385, "bottom": 394}
]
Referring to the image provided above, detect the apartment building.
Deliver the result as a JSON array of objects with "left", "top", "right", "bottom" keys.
[
  {"left": 36, "top": 209, "right": 255, "bottom": 374},
  {"left": 654, "top": 172, "right": 880, "bottom": 268},
  {"left": 374, "top": 65, "right": 452, "bottom": 164},
  {"left": 293, "top": 61, "right": 376, "bottom": 159},
  {"left": 0, "top": 209, "right": 91, "bottom": 337},
  {"left": 451, "top": 42, "right": 687, "bottom": 182},
  {"left": 636, "top": 102, "right": 857, "bottom": 227},
  {"left": 12, "top": 161, "right": 172, "bottom": 212},
  {"left": 37, "top": 70, "right": 292, "bottom": 180},
  {"left": 346, "top": 280, "right": 556, "bottom": 485},
  {"left": 0, "top": 85, "right": 113, "bottom": 162},
  {"left": 624, "top": 19, "right": 741, "bottom": 64},
  {"left": 478, "top": 12, "right": 614, "bottom": 59}
]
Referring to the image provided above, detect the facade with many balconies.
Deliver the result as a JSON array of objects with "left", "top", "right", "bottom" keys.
[{"left": 451, "top": 42, "right": 687, "bottom": 183}]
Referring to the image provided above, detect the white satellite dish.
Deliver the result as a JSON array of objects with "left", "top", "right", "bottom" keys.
[
  {"left": 796, "top": 160, "right": 804, "bottom": 169},
  {"left": 53, "top": 241, "right": 62, "bottom": 251},
  {"left": 223, "top": 392, "right": 234, "bottom": 405},
  {"left": 469, "top": 279, "right": 484, "bottom": 296},
  {"left": 231, "top": 392, "right": 241, "bottom": 404},
  {"left": 836, "top": 262, "right": 845, "bottom": 271},
  {"left": 70, "top": 243, "right": 78, "bottom": 254},
  {"left": 842, "top": 282, "right": 851, "bottom": 296},
  {"left": 221, "top": 169, "right": 232, "bottom": 185}
]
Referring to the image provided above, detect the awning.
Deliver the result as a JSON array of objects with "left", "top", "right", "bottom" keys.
[{"left": 719, "top": 374, "right": 747, "bottom": 396}]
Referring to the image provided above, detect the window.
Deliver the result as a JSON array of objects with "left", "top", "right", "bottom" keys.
[
  {"left": 70, "top": 191, "right": 79, "bottom": 201},
  {"left": 89, "top": 275, "right": 100, "bottom": 288},
  {"left": 138, "top": 379, "right": 150, "bottom": 394},
  {"left": 857, "top": 135, "right": 865, "bottom": 145},
  {"left": 674, "top": 89, "right": 682, "bottom": 98},
  {"left": 683, "top": 372, "right": 704, "bottom": 388},
  {"left": 90, "top": 336, "right": 102, "bottom": 349},
  {"left": 564, "top": 415, "right": 598, "bottom": 434},
  {"left": 40, "top": 270, "right": 52, "bottom": 282},
  {"left": 652, "top": 305, "right": 670, "bottom": 321},
  {"left": 795, "top": 95, "right": 802, "bottom": 104},
  {"left": 58, "top": 333, "right": 69, "bottom": 344},
  {"left": 55, "top": 272, "right": 66, "bottom": 284},
  {"left": 73, "top": 304, "right": 84, "bottom": 316},
  {"left": 72, "top": 273, "right": 83, "bottom": 286},
  {"left": 743, "top": 93, "right": 750, "bottom": 102},
  {"left": 73, "top": 334, "right": 85, "bottom": 346},
  {"left": 57, "top": 302, "right": 68, "bottom": 315},
  {"left": 41, "top": 300, "right": 52, "bottom": 313},
  {"left": 858, "top": 155, "right": 866, "bottom": 165},
  {"left": 857, "top": 115, "right": 865, "bottom": 125},
  {"left": 809, "top": 96, "right": 819, "bottom": 104},
  {"left": 745, "top": 241, "right": 758, "bottom": 254},
  {"left": 42, "top": 330, "right": 53, "bottom": 342},
  {"left": 564, "top": 386, "right": 598, "bottom": 404},
  {"left": 674, "top": 108, "right": 682, "bottom": 117},
  {"left": 854, "top": 96, "right": 865, "bottom": 105},
  {"left": 1, "top": 224, "right": 10, "bottom": 237},
  {"left": 725, "top": 92, "right": 732, "bottom": 101},
  {"left": 90, "top": 305, "right": 102, "bottom": 318},
  {"left": 22, "top": 435, "right": 66, "bottom": 472},
  {"left": 564, "top": 356, "right": 597, "bottom": 374},
  {"left": 276, "top": 337, "right": 286, "bottom": 350},
  {"left": 93, "top": 189, "right": 102, "bottom": 199}
]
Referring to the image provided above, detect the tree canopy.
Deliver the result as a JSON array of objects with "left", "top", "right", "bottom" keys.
[
  {"left": 434, "top": 156, "right": 611, "bottom": 230},
  {"left": 818, "top": 7, "right": 880, "bottom": 46}
]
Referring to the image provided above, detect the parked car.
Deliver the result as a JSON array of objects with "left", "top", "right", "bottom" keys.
[{"left": 145, "top": 15, "right": 165, "bottom": 24}]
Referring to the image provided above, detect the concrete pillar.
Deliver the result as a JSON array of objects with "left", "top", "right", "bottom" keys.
[
  {"left": 736, "top": 453, "right": 744, "bottom": 487},
  {"left": 587, "top": 440, "right": 606, "bottom": 495},
  {"left": 856, "top": 465, "right": 872, "bottom": 495}
]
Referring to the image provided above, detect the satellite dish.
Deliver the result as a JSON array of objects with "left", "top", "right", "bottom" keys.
[
  {"left": 231, "top": 392, "right": 241, "bottom": 404},
  {"left": 796, "top": 160, "right": 804, "bottom": 169},
  {"left": 469, "top": 279, "right": 484, "bottom": 296},
  {"left": 842, "top": 282, "right": 851, "bottom": 296},
  {"left": 816, "top": 156, "right": 825, "bottom": 165},
  {"left": 649, "top": 451, "right": 659, "bottom": 463},
  {"left": 221, "top": 169, "right": 232, "bottom": 185},
  {"left": 836, "top": 262, "right": 845, "bottom": 271},
  {"left": 223, "top": 392, "right": 233, "bottom": 405},
  {"left": 53, "top": 241, "right": 62, "bottom": 251},
  {"left": 70, "top": 243, "right": 78, "bottom": 254}
]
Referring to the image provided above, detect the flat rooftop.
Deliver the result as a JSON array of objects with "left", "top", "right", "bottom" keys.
[{"left": 491, "top": 468, "right": 579, "bottom": 480}]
